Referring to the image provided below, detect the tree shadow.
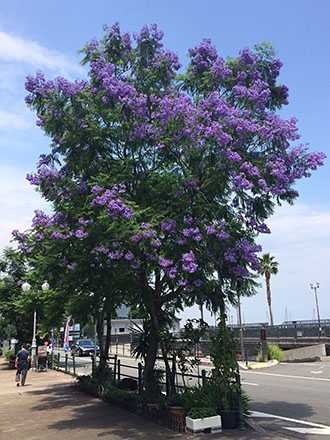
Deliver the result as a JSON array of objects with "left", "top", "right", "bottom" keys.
[
  {"left": 28, "top": 385, "right": 98, "bottom": 411},
  {"left": 28, "top": 386, "right": 186, "bottom": 439},
  {"left": 251, "top": 400, "right": 315, "bottom": 420}
]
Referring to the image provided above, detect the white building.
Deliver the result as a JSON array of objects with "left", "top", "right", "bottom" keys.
[{"left": 104, "top": 318, "right": 143, "bottom": 336}]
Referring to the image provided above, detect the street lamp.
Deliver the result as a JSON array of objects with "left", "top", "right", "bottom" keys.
[
  {"left": 21, "top": 280, "right": 49, "bottom": 366},
  {"left": 310, "top": 283, "right": 321, "bottom": 339}
]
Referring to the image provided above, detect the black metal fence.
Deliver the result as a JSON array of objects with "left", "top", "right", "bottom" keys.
[{"left": 106, "top": 354, "right": 208, "bottom": 395}]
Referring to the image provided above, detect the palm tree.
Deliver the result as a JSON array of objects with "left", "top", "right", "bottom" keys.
[{"left": 259, "top": 253, "right": 279, "bottom": 326}]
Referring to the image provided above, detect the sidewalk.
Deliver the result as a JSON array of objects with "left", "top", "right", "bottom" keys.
[{"left": 0, "top": 358, "right": 281, "bottom": 440}]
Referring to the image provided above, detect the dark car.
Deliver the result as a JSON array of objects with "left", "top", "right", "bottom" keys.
[{"left": 71, "top": 339, "right": 99, "bottom": 356}]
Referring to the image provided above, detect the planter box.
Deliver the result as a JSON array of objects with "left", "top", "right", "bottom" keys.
[
  {"left": 220, "top": 410, "right": 239, "bottom": 429},
  {"left": 185, "top": 415, "right": 222, "bottom": 434}
]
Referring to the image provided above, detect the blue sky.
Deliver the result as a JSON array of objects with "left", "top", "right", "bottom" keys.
[{"left": 0, "top": 0, "right": 329, "bottom": 325}]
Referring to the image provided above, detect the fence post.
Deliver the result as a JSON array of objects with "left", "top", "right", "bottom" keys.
[
  {"left": 50, "top": 352, "right": 54, "bottom": 369},
  {"left": 171, "top": 354, "right": 176, "bottom": 395},
  {"left": 117, "top": 359, "right": 121, "bottom": 382},
  {"left": 166, "top": 372, "right": 170, "bottom": 396},
  {"left": 57, "top": 353, "right": 60, "bottom": 371},
  {"left": 73, "top": 354, "right": 76, "bottom": 375},
  {"left": 113, "top": 354, "right": 117, "bottom": 382},
  {"left": 201, "top": 369, "right": 206, "bottom": 386},
  {"left": 235, "top": 373, "right": 245, "bottom": 431},
  {"left": 65, "top": 353, "right": 68, "bottom": 373},
  {"left": 138, "top": 362, "right": 143, "bottom": 394}
]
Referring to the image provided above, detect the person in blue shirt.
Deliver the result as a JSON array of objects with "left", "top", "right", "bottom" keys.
[{"left": 15, "top": 343, "right": 31, "bottom": 387}]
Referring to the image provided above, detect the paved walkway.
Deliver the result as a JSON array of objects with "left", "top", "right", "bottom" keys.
[{"left": 0, "top": 358, "right": 282, "bottom": 440}]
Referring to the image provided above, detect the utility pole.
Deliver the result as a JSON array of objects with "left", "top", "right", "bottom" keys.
[{"left": 310, "top": 283, "right": 321, "bottom": 339}]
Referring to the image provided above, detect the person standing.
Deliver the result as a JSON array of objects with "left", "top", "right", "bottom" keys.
[{"left": 15, "top": 343, "right": 31, "bottom": 387}]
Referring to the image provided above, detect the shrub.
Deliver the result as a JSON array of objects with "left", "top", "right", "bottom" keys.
[
  {"left": 257, "top": 344, "right": 284, "bottom": 362},
  {"left": 5, "top": 349, "right": 14, "bottom": 360},
  {"left": 76, "top": 375, "right": 99, "bottom": 395},
  {"left": 118, "top": 378, "right": 138, "bottom": 391},
  {"left": 180, "top": 378, "right": 251, "bottom": 417},
  {"left": 187, "top": 407, "right": 217, "bottom": 419}
]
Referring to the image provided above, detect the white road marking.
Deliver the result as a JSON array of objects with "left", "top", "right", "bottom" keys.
[
  {"left": 310, "top": 370, "right": 323, "bottom": 374},
  {"left": 284, "top": 426, "right": 330, "bottom": 435},
  {"left": 252, "top": 411, "right": 330, "bottom": 430},
  {"left": 242, "top": 382, "right": 259, "bottom": 386},
  {"left": 244, "top": 371, "right": 330, "bottom": 382}
]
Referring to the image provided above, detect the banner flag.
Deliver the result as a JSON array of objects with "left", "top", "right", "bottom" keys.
[
  {"left": 50, "top": 327, "right": 54, "bottom": 353},
  {"left": 63, "top": 316, "right": 70, "bottom": 353}
]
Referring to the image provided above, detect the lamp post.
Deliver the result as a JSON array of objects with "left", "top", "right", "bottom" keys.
[
  {"left": 21, "top": 280, "right": 49, "bottom": 366},
  {"left": 310, "top": 283, "right": 321, "bottom": 339}
]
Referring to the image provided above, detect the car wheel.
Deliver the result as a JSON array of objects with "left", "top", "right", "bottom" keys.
[{"left": 79, "top": 349, "right": 83, "bottom": 357}]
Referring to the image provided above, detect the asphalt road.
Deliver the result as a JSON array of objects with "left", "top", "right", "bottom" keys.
[{"left": 241, "top": 362, "right": 330, "bottom": 425}]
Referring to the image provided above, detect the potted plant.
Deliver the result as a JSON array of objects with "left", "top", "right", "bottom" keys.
[
  {"left": 168, "top": 394, "right": 185, "bottom": 416},
  {"left": 210, "top": 321, "right": 243, "bottom": 429},
  {"left": 219, "top": 383, "right": 240, "bottom": 429},
  {"left": 185, "top": 407, "right": 221, "bottom": 434}
]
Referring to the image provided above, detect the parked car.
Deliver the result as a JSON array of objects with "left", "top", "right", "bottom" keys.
[{"left": 71, "top": 339, "right": 99, "bottom": 356}]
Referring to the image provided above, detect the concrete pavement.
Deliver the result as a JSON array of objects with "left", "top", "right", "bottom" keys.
[{"left": 0, "top": 358, "right": 284, "bottom": 440}]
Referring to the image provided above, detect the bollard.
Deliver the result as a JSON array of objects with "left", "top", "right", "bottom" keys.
[
  {"left": 262, "top": 341, "right": 268, "bottom": 362},
  {"left": 91, "top": 356, "right": 95, "bottom": 375},
  {"left": 235, "top": 373, "right": 246, "bottom": 431},
  {"left": 73, "top": 354, "right": 76, "bottom": 375},
  {"left": 138, "top": 362, "right": 143, "bottom": 394},
  {"left": 244, "top": 348, "right": 248, "bottom": 367},
  {"left": 57, "top": 353, "right": 60, "bottom": 371},
  {"left": 261, "top": 325, "right": 268, "bottom": 362},
  {"left": 50, "top": 352, "right": 54, "bottom": 369},
  {"left": 65, "top": 353, "right": 68, "bottom": 373}
]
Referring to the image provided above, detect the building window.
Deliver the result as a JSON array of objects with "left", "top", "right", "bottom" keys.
[{"left": 119, "top": 328, "right": 125, "bottom": 333}]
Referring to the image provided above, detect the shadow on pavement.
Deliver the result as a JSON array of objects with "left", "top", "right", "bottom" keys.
[
  {"left": 29, "top": 386, "right": 186, "bottom": 439},
  {"left": 251, "top": 400, "right": 315, "bottom": 420}
]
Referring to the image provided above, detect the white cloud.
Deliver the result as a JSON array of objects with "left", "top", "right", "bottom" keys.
[
  {"left": 264, "top": 204, "right": 330, "bottom": 247},
  {"left": 0, "top": 108, "right": 30, "bottom": 131},
  {"left": 0, "top": 30, "right": 84, "bottom": 77},
  {"left": 0, "top": 165, "right": 48, "bottom": 252}
]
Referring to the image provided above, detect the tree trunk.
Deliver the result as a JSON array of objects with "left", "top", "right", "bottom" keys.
[
  {"left": 96, "top": 310, "right": 111, "bottom": 385},
  {"left": 143, "top": 302, "right": 161, "bottom": 397},
  {"left": 265, "top": 273, "right": 274, "bottom": 326},
  {"left": 199, "top": 302, "right": 204, "bottom": 322}
]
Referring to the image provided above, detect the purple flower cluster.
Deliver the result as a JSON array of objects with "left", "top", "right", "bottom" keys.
[
  {"left": 158, "top": 257, "right": 173, "bottom": 268},
  {"left": 161, "top": 220, "right": 176, "bottom": 234},
  {"left": 182, "top": 251, "right": 198, "bottom": 273},
  {"left": 90, "top": 184, "right": 133, "bottom": 219}
]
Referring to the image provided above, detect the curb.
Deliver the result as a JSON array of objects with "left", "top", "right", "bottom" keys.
[{"left": 247, "top": 359, "right": 278, "bottom": 369}]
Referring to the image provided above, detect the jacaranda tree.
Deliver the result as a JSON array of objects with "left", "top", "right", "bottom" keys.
[{"left": 13, "top": 23, "right": 325, "bottom": 390}]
